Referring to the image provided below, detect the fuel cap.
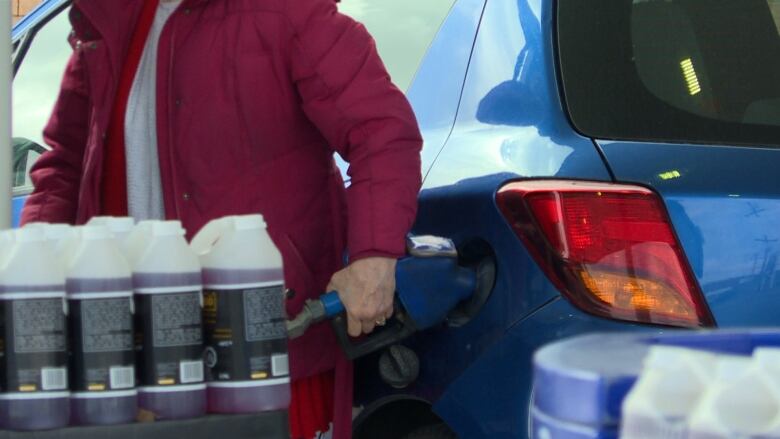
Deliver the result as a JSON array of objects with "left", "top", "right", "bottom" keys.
[{"left": 379, "top": 344, "right": 420, "bottom": 389}]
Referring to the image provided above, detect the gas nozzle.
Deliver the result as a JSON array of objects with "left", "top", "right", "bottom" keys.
[
  {"left": 286, "top": 236, "right": 487, "bottom": 360},
  {"left": 285, "top": 291, "right": 344, "bottom": 339}
]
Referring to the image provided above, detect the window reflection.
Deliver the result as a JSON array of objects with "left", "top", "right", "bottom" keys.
[
  {"left": 338, "top": 0, "right": 456, "bottom": 91},
  {"left": 769, "top": 0, "right": 780, "bottom": 34},
  {"left": 12, "top": 8, "right": 72, "bottom": 148}
]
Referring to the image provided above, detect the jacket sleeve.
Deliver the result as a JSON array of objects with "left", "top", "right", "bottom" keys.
[
  {"left": 286, "top": 0, "right": 423, "bottom": 261},
  {"left": 20, "top": 46, "right": 90, "bottom": 225}
]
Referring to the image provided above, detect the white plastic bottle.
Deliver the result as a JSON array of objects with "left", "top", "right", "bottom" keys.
[
  {"left": 621, "top": 345, "right": 716, "bottom": 439},
  {"left": 191, "top": 215, "right": 290, "bottom": 413},
  {"left": 25, "top": 223, "right": 76, "bottom": 263},
  {"left": 685, "top": 353, "right": 772, "bottom": 439},
  {"left": 66, "top": 225, "right": 137, "bottom": 425},
  {"left": 0, "top": 229, "right": 15, "bottom": 263},
  {"left": 56, "top": 225, "right": 83, "bottom": 264},
  {"left": 23, "top": 222, "right": 73, "bottom": 244},
  {"left": 754, "top": 347, "right": 780, "bottom": 380},
  {"left": 133, "top": 220, "right": 206, "bottom": 419},
  {"left": 87, "top": 216, "right": 135, "bottom": 244},
  {"left": 124, "top": 220, "right": 157, "bottom": 264},
  {"left": 0, "top": 227, "right": 70, "bottom": 430}
]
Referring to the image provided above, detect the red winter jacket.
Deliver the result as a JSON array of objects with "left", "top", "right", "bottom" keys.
[{"left": 21, "top": 0, "right": 422, "bottom": 436}]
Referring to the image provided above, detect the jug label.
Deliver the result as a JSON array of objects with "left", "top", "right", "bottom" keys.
[
  {"left": 0, "top": 297, "right": 68, "bottom": 393},
  {"left": 136, "top": 291, "right": 205, "bottom": 386},
  {"left": 203, "top": 284, "right": 288, "bottom": 381},
  {"left": 70, "top": 296, "right": 136, "bottom": 391}
]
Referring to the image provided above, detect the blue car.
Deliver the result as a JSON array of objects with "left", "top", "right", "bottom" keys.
[{"left": 12, "top": 1, "right": 780, "bottom": 438}]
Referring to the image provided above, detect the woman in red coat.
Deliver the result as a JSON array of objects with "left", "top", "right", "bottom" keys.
[{"left": 20, "top": 0, "right": 423, "bottom": 437}]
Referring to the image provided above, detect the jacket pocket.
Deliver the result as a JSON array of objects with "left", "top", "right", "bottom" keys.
[
  {"left": 272, "top": 214, "right": 341, "bottom": 313},
  {"left": 276, "top": 232, "right": 316, "bottom": 316}
]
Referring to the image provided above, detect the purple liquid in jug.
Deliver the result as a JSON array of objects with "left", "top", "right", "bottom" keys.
[
  {"left": 67, "top": 277, "right": 137, "bottom": 425},
  {"left": 0, "top": 284, "right": 70, "bottom": 430},
  {"left": 134, "top": 271, "right": 206, "bottom": 419},
  {"left": 202, "top": 268, "right": 290, "bottom": 413}
]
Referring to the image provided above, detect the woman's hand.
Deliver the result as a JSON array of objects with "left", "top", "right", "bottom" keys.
[{"left": 326, "top": 257, "right": 397, "bottom": 337}]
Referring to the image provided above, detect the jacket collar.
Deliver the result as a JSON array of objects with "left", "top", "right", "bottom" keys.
[
  {"left": 71, "top": 0, "right": 141, "bottom": 78},
  {"left": 70, "top": 0, "right": 214, "bottom": 79},
  {"left": 72, "top": 0, "right": 211, "bottom": 40}
]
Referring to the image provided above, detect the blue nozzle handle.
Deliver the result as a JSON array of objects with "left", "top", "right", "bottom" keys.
[{"left": 321, "top": 291, "right": 345, "bottom": 318}]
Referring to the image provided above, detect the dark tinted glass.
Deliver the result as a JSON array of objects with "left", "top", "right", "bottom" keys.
[{"left": 558, "top": 0, "right": 780, "bottom": 147}]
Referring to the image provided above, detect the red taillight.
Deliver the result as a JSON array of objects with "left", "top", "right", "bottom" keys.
[{"left": 497, "top": 180, "right": 714, "bottom": 328}]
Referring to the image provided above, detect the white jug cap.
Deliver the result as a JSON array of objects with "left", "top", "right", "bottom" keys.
[
  {"left": 152, "top": 220, "right": 185, "bottom": 236},
  {"left": 715, "top": 355, "right": 751, "bottom": 381},
  {"left": 87, "top": 216, "right": 115, "bottom": 224},
  {"left": 753, "top": 348, "right": 780, "bottom": 374},
  {"left": 89, "top": 216, "right": 135, "bottom": 234},
  {"left": 81, "top": 225, "right": 112, "bottom": 240},
  {"left": 14, "top": 226, "right": 46, "bottom": 243},
  {"left": 711, "top": 367, "right": 780, "bottom": 435},
  {"left": 42, "top": 223, "right": 73, "bottom": 240},
  {"left": 22, "top": 222, "right": 47, "bottom": 228},
  {"left": 0, "top": 229, "right": 16, "bottom": 243},
  {"left": 89, "top": 215, "right": 133, "bottom": 226},
  {"left": 124, "top": 221, "right": 155, "bottom": 246},
  {"left": 234, "top": 214, "right": 266, "bottom": 230},
  {"left": 22, "top": 223, "right": 71, "bottom": 240},
  {"left": 109, "top": 217, "right": 135, "bottom": 234},
  {"left": 644, "top": 345, "right": 715, "bottom": 370},
  {"left": 133, "top": 220, "right": 157, "bottom": 232},
  {"left": 754, "top": 347, "right": 780, "bottom": 360}
]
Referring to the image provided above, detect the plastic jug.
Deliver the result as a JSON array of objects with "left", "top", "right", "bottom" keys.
[
  {"left": 754, "top": 347, "right": 780, "bottom": 380},
  {"left": 133, "top": 220, "right": 206, "bottom": 419},
  {"left": 87, "top": 216, "right": 135, "bottom": 244},
  {"left": 23, "top": 223, "right": 73, "bottom": 245},
  {"left": 125, "top": 220, "right": 158, "bottom": 265},
  {"left": 56, "top": 225, "right": 84, "bottom": 265},
  {"left": 620, "top": 345, "right": 716, "bottom": 439},
  {"left": 191, "top": 214, "right": 290, "bottom": 413},
  {"left": 66, "top": 225, "right": 137, "bottom": 425},
  {"left": 687, "top": 349, "right": 780, "bottom": 439},
  {"left": 22, "top": 223, "right": 75, "bottom": 271},
  {"left": 0, "top": 227, "right": 70, "bottom": 430},
  {"left": 0, "top": 229, "right": 15, "bottom": 263}
]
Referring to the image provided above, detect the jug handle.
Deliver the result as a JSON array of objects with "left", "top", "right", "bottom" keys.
[{"left": 190, "top": 217, "right": 231, "bottom": 255}]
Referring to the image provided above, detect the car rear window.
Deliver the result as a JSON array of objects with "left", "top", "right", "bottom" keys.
[
  {"left": 557, "top": 0, "right": 780, "bottom": 147},
  {"left": 338, "top": 0, "right": 457, "bottom": 92}
]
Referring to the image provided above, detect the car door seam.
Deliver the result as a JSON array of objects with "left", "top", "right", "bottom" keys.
[{"left": 422, "top": 0, "right": 489, "bottom": 184}]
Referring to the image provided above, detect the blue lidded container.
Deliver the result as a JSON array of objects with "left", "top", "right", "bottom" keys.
[{"left": 531, "top": 330, "right": 779, "bottom": 439}]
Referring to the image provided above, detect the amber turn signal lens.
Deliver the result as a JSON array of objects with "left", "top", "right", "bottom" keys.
[{"left": 578, "top": 268, "right": 699, "bottom": 326}]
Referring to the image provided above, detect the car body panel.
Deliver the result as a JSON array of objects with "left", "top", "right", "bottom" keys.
[
  {"left": 11, "top": 195, "right": 26, "bottom": 227},
  {"left": 432, "top": 298, "right": 656, "bottom": 439},
  {"left": 422, "top": 0, "right": 612, "bottom": 190},
  {"left": 11, "top": 190, "right": 29, "bottom": 228},
  {"left": 313, "top": 0, "right": 486, "bottom": 188},
  {"left": 353, "top": 171, "right": 558, "bottom": 413},
  {"left": 599, "top": 140, "right": 780, "bottom": 327},
  {"left": 408, "top": 0, "right": 487, "bottom": 176},
  {"left": 356, "top": 1, "right": 618, "bottom": 437}
]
